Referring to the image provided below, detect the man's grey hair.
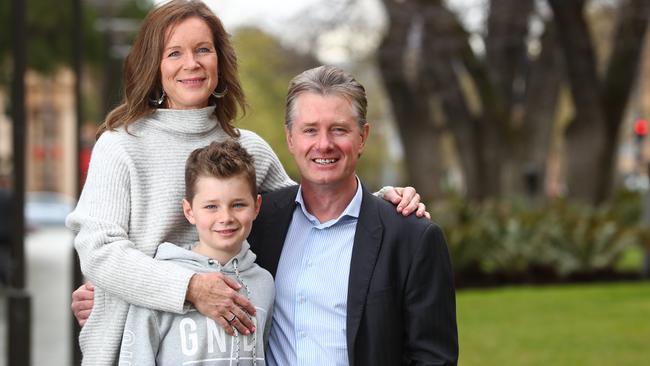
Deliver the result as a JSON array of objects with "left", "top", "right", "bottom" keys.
[{"left": 285, "top": 65, "right": 368, "bottom": 130}]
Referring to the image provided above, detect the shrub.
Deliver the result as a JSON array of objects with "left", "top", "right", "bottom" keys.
[{"left": 431, "top": 191, "right": 647, "bottom": 285}]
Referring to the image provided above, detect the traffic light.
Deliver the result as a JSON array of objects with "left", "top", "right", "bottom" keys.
[{"left": 634, "top": 118, "right": 648, "bottom": 138}]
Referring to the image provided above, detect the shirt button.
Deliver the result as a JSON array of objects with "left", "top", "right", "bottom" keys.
[{"left": 208, "top": 259, "right": 215, "bottom": 265}]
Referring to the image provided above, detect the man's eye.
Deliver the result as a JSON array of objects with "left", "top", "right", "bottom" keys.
[{"left": 204, "top": 204, "right": 217, "bottom": 209}]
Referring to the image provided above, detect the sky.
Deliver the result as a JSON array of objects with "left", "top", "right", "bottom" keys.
[
  {"left": 152, "top": 0, "right": 487, "bottom": 62},
  {"left": 155, "top": 0, "right": 326, "bottom": 30}
]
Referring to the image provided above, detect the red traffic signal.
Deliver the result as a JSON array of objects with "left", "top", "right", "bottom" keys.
[{"left": 634, "top": 119, "right": 648, "bottom": 137}]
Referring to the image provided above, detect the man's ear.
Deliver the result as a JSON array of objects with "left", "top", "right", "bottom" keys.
[
  {"left": 182, "top": 198, "right": 196, "bottom": 225},
  {"left": 358, "top": 123, "right": 370, "bottom": 157}
]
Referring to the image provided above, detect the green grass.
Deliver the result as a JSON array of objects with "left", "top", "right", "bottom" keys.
[{"left": 457, "top": 282, "right": 650, "bottom": 365}]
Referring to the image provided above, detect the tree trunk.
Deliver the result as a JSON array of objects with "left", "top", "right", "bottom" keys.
[
  {"left": 516, "top": 21, "right": 563, "bottom": 199},
  {"left": 378, "top": 0, "right": 445, "bottom": 201},
  {"left": 600, "top": 0, "right": 650, "bottom": 198},
  {"left": 549, "top": 0, "right": 609, "bottom": 204},
  {"left": 550, "top": 0, "right": 648, "bottom": 204}
]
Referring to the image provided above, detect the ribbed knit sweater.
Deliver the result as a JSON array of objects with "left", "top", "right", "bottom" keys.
[{"left": 66, "top": 106, "right": 294, "bottom": 365}]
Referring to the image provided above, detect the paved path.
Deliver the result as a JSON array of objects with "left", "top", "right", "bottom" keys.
[{"left": 1, "top": 227, "right": 74, "bottom": 365}]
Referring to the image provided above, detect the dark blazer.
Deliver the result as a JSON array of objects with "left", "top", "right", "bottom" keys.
[{"left": 248, "top": 184, "right": 458, "bottom": 366}]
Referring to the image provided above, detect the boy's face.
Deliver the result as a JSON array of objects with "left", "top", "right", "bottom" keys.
[{"left": 182, "top": 174, "right": 261, "bottom": 262}]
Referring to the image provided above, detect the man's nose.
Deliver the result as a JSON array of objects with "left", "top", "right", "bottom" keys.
[{"left": 316, "top": 132, "right": 333, "bottom": 150}]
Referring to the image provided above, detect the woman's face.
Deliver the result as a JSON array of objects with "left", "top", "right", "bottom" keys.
[{"left": 160, "top": 17, "right": 219, "bottom": 110}]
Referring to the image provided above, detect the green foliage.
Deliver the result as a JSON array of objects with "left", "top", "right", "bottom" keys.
[
  {"left": 0, "top": 0, "right": 106, "bottom": 76},
  {"left": 432, "top": 191, "right": 649, "bottom": 281},
  {"left": 0, "top": 0, "right": 152, "bottom": 90},
  {"left": 540, "top": 199, "right": 637, "bottom": 275}
]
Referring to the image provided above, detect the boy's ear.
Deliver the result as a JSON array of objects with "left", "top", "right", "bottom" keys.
[
  {"left": 254, "top": 194, "right": 262, "bottom": 216},
  {"left": 182, "top": 198, "right": 196, "bottom": 225}
]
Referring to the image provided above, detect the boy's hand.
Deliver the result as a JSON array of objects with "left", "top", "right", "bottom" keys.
[
  {"left": 71, "top": 281, "right": 95, "bottom": 326},
  {"left": 186, "top": 272, "right": 257, "bottom": 336}
]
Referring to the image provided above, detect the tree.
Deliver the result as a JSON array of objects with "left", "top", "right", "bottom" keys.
[
  {"left": 548, "top": 0, "right": 649, "bottom": 204},
  {"left": 377, "top": 0, "right": 649, "bottom": 203},
  {"left": 0, "top": 0, "right": 106, "bottom": 78}
]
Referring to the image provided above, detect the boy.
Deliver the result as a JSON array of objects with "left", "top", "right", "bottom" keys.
[{"left": 118, "top": 140, "right": 274, "bottom": 365}]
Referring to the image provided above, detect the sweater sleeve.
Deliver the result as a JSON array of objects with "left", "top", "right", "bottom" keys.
[
  {"left": 119, "top": 305, "right": 160, "bottom": 365},
  {"left": 66, "top": 135, "right": 194, "bottom": 313},
  {"left": 238, "top": 130, "right": 296, "bottom": 193}
]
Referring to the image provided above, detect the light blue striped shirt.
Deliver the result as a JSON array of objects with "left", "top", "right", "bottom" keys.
[{"left": 267, "top": 179, "right": 362, "bottom": 366}]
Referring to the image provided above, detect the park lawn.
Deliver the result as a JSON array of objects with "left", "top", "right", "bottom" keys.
[{"left": 457, "top": 281, "right": 650, "bottom": 365}]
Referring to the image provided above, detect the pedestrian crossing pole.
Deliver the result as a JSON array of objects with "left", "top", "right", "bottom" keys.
[
  {"left": 71, "top": 0, "right": 84, "bottom": 364},
  {"left": 7, "top": 0, "right": 31, "bottom": 364}
]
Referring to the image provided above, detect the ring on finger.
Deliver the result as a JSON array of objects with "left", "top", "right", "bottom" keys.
[{"left": 226, "top": 313, "right": 237, "bottom": 324}]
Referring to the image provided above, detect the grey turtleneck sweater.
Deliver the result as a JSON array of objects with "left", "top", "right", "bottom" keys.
[
  {"left": 66, "top": 106, "right": 294, "bottom": 365},
  {"left": 118, "top": 242, "right": 274, "bottom": 366}
]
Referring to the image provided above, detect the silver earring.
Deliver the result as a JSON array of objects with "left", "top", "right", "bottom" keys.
[
  {"left": 212, "top": 86, "right": 228, "bottom": 99},
  {"left": 150, "top": 90, "right": 165, "bottom": 106}
]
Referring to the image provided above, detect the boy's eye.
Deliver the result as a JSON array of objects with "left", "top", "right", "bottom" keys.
[
  {"left": 233, "top": 202, "right": 246, "bottom": 208},
  {"left": 204, "top": 204, "right": 217, "bottom": 209}
]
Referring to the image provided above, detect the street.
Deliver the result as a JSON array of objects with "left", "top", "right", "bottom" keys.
[{"left": 1, "top": 227, "right": 74, "bottom": 365}]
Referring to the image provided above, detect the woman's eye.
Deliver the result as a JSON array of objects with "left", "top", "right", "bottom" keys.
[
  {"left": 167, "top": 51, "right": 180, "bottom": 58},
  {"left": 197, "top": 47, "right": 211, "bottom": 53}
]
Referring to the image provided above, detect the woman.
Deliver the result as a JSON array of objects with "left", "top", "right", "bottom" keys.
[{"left": 68, "top": 1, "right": 425, "bottom": 364}]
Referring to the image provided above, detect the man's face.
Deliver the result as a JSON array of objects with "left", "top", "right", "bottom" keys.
[{"left": 286, "top": 92, "right": 369, "bottom": 190}]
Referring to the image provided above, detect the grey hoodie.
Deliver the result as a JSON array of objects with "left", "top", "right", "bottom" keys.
[{"left": 118, "top": 241, "right": 274, "bottom": 365}]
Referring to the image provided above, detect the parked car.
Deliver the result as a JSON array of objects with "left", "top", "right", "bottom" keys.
[{"left": 25, "top": 191, "right": 76, "bottom": 229}]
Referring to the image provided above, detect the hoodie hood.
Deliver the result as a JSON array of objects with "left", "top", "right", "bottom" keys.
[{"left": 154, "top": 241, "right": 257, "bottom": 274}]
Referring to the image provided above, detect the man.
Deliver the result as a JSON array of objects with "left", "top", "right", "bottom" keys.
[{"left": 248, "top": 65, "right": 458, "bottom": 365}]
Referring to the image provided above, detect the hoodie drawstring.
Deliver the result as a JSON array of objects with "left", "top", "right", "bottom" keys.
[{"left": 232, "top": 258, "right": 257, "bottom": 365}]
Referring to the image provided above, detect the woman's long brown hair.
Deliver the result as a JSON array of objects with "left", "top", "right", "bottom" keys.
[{"left": 96, "top": 0, "right": 246, "bottom": 139}]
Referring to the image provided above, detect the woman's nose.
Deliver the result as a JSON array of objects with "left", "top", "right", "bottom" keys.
[{"left": 183, "top": 53, "right": 199, "bottom": 69}]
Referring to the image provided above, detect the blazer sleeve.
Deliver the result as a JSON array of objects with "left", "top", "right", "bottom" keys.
[{"left": 404, "top": 224, "right": 459, "bottom": 365}]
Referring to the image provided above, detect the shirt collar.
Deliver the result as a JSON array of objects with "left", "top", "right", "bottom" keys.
[{"left": 294, "top": 177, "right": 363, "bottom": 227}]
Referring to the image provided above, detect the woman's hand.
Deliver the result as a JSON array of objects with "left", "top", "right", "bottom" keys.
[
  {"left": 381, "top": 186, "right": 431, "bottom": 219},
  {"left": 71, "top": 281, "right": 95, "bottom": 327},
  {"left": 186, "top": 272, "right": 257, "bottom": 336}
]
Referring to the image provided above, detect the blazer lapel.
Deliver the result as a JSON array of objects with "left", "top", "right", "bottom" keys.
[
  {"left": 346, "top": 187, "right": 383, "bottom": 365},
  {"left": 255, "top": 186, "right": 298, "bottom": 277}
]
